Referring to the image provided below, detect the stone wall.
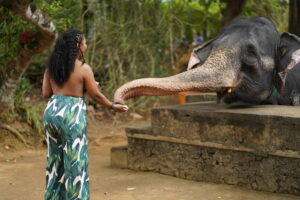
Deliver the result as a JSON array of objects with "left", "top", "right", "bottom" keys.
[
  {"left": 128, "top": 138, "right": 300, "bottom": 195},
  {"left": 151, "top": 103, "right": 300, "bottom": 153},
  {"left": 125, "top": 103, "right": 300, "bottom": 195}
]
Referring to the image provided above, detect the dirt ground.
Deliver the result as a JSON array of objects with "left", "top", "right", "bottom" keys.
[{"left": 0, "top": 115, "right": 299, "bottom": 200}]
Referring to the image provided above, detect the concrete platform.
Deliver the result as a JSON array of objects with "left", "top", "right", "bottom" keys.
[
  {"left": 185, "top": 93, "right": 217, "bottom": 103},
  {"left": 125, "top": 103, "right": 300, "bottom": 195}
]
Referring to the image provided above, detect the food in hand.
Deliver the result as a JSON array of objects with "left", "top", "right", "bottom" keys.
[{"left": 122, "top": 105, "right": 129, "bottom": 111}]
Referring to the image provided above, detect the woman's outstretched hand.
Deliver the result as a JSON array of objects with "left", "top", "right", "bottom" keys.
[{"left": 112, "top": 103, "right": 128, "bottom": 112}]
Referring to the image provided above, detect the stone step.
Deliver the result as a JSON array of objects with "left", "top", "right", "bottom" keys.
[
  {"left": 151, "top": 103, "right": 300, "bottom": 153},
  {"left": 125, "top": 103, "right": 300, "bottom": 195},
  {"left": 126, "top": 136, "right": 300, "bottom": 195},
  {"left": 110, "top": 145, "right": 128, "bottom": 169}
]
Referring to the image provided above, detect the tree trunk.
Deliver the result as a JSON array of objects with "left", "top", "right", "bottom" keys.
[
  {"left": 0, "top": 0, "right": 56, "bottom": 109},
  {"left": 220, "top": 0, "right": 247, "bottom": 31},
  {"left": 289, "top": 0, "right": 300, "bottom": 36}
]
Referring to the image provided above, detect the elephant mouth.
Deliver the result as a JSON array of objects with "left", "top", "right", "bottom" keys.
[
  {"left": 225, "top": 87, "right": 234, "bottom": 94},
  {"left": 218, "top": 87, "right": 235, "bottom": 99},
  {"left": 217, "top": 77, "right": 245, "bottom": 102}
]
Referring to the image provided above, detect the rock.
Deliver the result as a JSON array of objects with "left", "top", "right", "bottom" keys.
[
  {"left": 111, "top": 146, "right": 128, "bottom": 169},
  {"left": 87, "top": 105, "right": 95, "bottom": 113},
  {"left": 129, "top": 113, "right": 143, "bottom": 120},
  {"left": 94, "top": 111, "right": 104, "bottom": 120}
]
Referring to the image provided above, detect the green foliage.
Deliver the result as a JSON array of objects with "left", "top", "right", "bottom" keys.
[
  {"left": 14, "top": 78, "right": 32, "bottom": 107},
  {"left": 0, "top": 7, "right": 36, "bottom": 86},
  {"left": 0, "top": 1, "right": 73, "bottom": 137},
  {"left": 243, "top": 0, "right": 289, "bottom": 33},
  {"left": 81, "top": 0, "right": 225, "bottom": 110},
  {"left": 0, "top": 77, "right": 43, "bottom": 136},
  {"left": 20, "top": 104, "right": 44, "bottom": 136},
  {"left": 1, "top": 0, "right": 292, "bottom": 115},
  {"left": 0, "top": 0, "right": 78, "bottom": 85},
  {"left": 32, "top": 0, "right": 77, "bottom": 32},
  {"left": 14, "top": 78, "right": 43, "bottom": 136}
]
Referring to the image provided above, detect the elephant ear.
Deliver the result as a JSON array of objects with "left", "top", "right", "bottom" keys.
[
  {"left": 187, "top": 39, "right": 216, "bottom": 70},
  {"left": 276, "top": 32, "right": 300, "bottom": 94},
  {"left": 278, "top": 32, "right": 300, "bottom": 62},
  {"left": 280, "top": 32, "right": 300, "bottom": 44}
]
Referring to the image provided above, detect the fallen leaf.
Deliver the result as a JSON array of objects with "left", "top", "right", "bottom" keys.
[{"left": 127, "top": 187, "right": 136, "bottom": 191}]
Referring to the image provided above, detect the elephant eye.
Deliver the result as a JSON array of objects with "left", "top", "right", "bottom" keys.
[
  {"left": 241, "top": 57, "right": 259, "bottom": 75},
  {"left": 243, "top": 46, "right": 259, "bottom": 66},
  {"left": 246, "top": 44, "right": 258, "bottom": 57},
  {"left": 241, "top": 53, "right": 259, "bottom": 75}
]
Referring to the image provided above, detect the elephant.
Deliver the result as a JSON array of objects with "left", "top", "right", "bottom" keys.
[
  {"left": 113, "top": 17, "right": 299, "bottom": 106},
  {"left": 272, "top": 32, "right": 300, "bottom": 105}
]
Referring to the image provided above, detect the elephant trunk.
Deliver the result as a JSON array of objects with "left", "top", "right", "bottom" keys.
[{"left": 114, "top": 48, "right": 238, "bottom": 104}]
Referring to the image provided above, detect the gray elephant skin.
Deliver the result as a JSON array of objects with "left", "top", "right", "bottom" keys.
[{"left": 114, "top": 17, "right": 300, "bottom": 106}]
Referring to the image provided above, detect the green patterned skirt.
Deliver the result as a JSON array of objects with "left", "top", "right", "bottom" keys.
[{"left": 44, "top": 95, "right": 89, "bottom": 200}]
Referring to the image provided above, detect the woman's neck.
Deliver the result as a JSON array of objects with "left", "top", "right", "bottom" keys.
[{"left": 75, "top": 58, "right": 83, "bottom": 65}]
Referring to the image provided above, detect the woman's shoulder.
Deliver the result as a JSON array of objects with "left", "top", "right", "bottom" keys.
[
  {"left": 78, "top": 62, "right": 94, "bottom": 79},
  {"left": 75, "top": 60, "right": 91, "bottom": 71},
  {"left": 81, "top": 62, "right": 92, "bottom": 72}
]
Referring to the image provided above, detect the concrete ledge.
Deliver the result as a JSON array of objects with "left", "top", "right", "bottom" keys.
[
  {"left": 151, "top": 103, "right": 300, "bottom": 153},
  {"left": 127, "top": 138, "right": 300, "bottom": 195},
  {"left": 125, "top": 125, "right": 152, "bottom": 135},
  {"left": 110, "top": 146, "right": 128, "bottom": 169},
  {"left": 125, "top": 103, "right": 300, "bottom": 195},
  {"left": 127, "top": 132, "right": 300, "bottom": 159},
  {"left": 185, "top": 93, "right": 217, "bottom": 103}
]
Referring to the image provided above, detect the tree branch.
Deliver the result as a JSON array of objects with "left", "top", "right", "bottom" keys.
[
  {"left": 0, "top": 124, "right": 29, "bottom": 146},
  {"left": 0, "top": 0, "right": 56, "bottom": 108},
  {"left": 11, "top": 0, "right": 56, "bottom": 55}
]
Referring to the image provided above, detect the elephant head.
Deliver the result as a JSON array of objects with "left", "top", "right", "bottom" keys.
[{"left": 114, "top": 17, "right": 280, "bottom": 105}]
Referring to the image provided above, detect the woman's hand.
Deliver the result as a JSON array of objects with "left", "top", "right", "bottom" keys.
[{"left": 112, "top": 103, "right": 128, "bottom": 112}]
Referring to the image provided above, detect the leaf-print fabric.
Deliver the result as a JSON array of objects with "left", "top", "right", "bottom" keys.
[{"left": 44, "top": 95, "right": 89, "bottom": 200}]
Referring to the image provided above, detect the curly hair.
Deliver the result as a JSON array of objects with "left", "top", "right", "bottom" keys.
[{"left": 47, "top": 29, "right": 85, "bottom": 86}]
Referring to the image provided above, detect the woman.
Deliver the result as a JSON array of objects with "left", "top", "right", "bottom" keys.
[{"left": 42, "top": 29, "right": 128, "bottom": 200}]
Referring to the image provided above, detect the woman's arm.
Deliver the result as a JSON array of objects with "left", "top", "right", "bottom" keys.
[
  {"left": 42, "top": 71, "right": 53, "bottom": 98},
  {"left": 82, "top": 64, "right": 113, "bottom": 107},
  {"left": 82, "top": 64, "right": 127, "bottom": 112}
]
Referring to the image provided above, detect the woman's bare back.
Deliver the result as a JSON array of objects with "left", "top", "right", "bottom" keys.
[
  {"left": 42, "top": 30, "right": 127, "bottom": 111},
  {"left": 49, "top": 59, "right": 85, "bottom": 97},
  {"left": 43, "top": 59, "right": 128, "bottom": 112}
]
